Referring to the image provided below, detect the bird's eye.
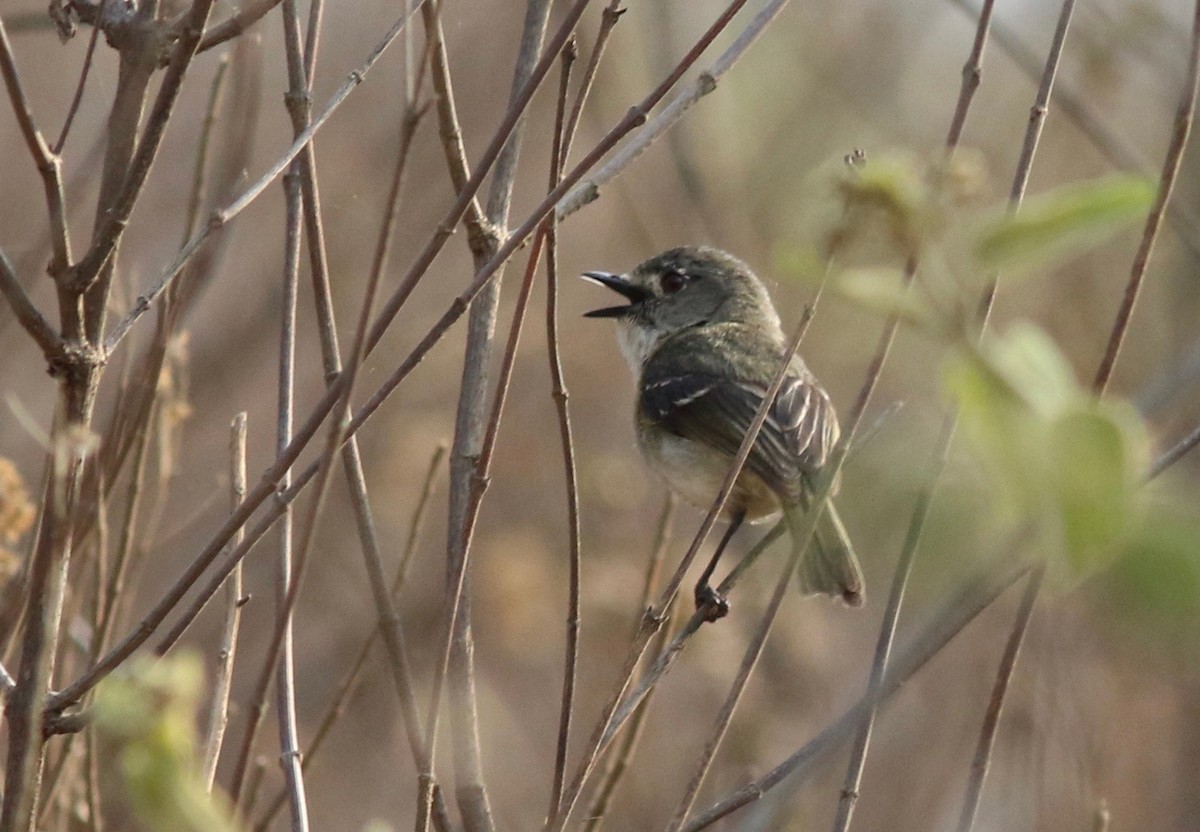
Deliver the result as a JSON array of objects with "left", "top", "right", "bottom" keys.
[{"left": 660, "top": 270, "right": 689, "bottom": 294}]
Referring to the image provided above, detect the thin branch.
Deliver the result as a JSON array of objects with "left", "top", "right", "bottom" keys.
[
  {"left": 946, "top": 0, "right": 1200, "bottom": 264},
  {"left": 433, "top": 0, "right": 555, "bottom": 824},
  {"left": 251, "top": 445, "right": 446, "bottom": 832},
  {"left": 258, "top": 4, "right": 319, "bottom": 827},
  {"left": 556, "top": 0, "right": 786, "bottom": 221},
  {"left": 59, "top": 0, "right": 744, "bottom": 713},
  {"left": 830, "top": 3, "right": 997, "bottom": 829},
  {"left": 201, "top": 413, "right": 247, "bottom": 790},
  {"left": 184, "top": 52, "right": 232, "bottom": 241},
  {"left": 72, "top": 0, "right": 219, "bottom": 318},
  {"left": 546, "top": 39, "right": 580, "bottom": 822},
  {"left": 85, "top": 721, "right": 104, "bottom": 832},
  {"left": 580, "top": 496, "right": 677, "bottom": 832},
  {"left": 561, "top": 1, "right": 626, "bottom": 164},
  {"left": 1092, "top": 1, "right": 1200, "bottom": 395},
  {"left": 100, "top": 0, "right": 411, "bottom": 351},
  {"left": 954, "top": 562, "right": 1045, "bottom": 832},
  {"left": 78, "top": 23, "right": 157, "bottom": 345},
  {"left": 420, "top": 0, "right": 493, "bottom": 256},
  {"left": 1149, "top": 421, "right": 1200, "bottom": 479},
  {"left": 431, "top": 226, "right": 552, "bottom": 827},
  {"left": 0, "top": 13, "right": 73, "bottom": 277},
  {"left": 0, "top": 247, "right": 64, "bottom": 358},
  {"left": 52, "top": 0, "right": 107, "bottom": 154},
  {"left": 196, "top": 0, "right": 283, "bottom": 53},
  {"left": 93, "top": 393, "right": 154, "bottom": 660},
  {"left": 682, "top": 550, "right": 1032, "bottom": 831}
]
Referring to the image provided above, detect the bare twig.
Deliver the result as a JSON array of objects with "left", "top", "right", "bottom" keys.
[
  {"left": 954, "top": 562, "right": 1045, "bottom": 832},
  {"left": 1092, "top": 1, "right": 1200, "bottom": 396},
  {"left": 946, "top": 0, "right": 1200, "bottom": 263},
  {"left": 546, "top": 40, "right": 581, "bottom": 822},
  {"left": 830, "top": 4, "right": 997, "bottom": 829},
  {"left": 1149, "top": 421, "right": 1200, "bottom": 479},
  {"left": 420, "top": 1, "right": 554, "bottom": 828},
  {"left": 0, "top": 248, "right": 63, "bottom": 359},
  {"left": 580, "top": 496, "right": 677, "bottom": 832},
  {"left": 184, "top": 53, "right": 232, "bottom": 241},
  {"left": 52, "top": 0, "right": 107, "bottom": 154},
  {"left": 420, "top": 1, "right": 493, "bottom": 256},
  {"left": 93, "top": 396, "right": 154, "bottom": 659},
  {"left": 251, "top": 445, "right": 446, "bottom": 832},
  {"left": 103, "top": 0, "right": 429, "bottom": 352},
  {"left": 0, "top": 14, "right": 73, "bottom": 278},
  {"left": 85, "top": 721, "right": 104, "bottom": 832},
  {"left": 75, "top": 0, "right": 219, "bottom": 343},
  {"left": 201, "top": 414, "right": 247, "bottom": 790},
  {"left": 260, "top": 4, "right": 322, "bottom": 827},
  {"left": 197, "top": 0, "right": 282, "bottom": 53},
  {"left": 58, "top": 0, "right": 750, "bottom": 715},
  {"left": 561, "top": 1, "right": 626, "bottom": 164},
  {"left": 556, "top": 0, "right": 786, "bottom": 221},
  {"left": 682, "top": 550, "right": 1033, "bottom": 831},
  {"left": 952, "top": 2, "right": 1200, "bottom": 828}
]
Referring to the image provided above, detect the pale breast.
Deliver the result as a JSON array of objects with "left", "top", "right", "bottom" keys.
[{"left": 638, "top": 428, "right": 782, "bottom": 523}]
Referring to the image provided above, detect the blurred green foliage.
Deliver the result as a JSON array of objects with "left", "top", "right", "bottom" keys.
[
  {"left": 946, "top": 326, "right": 1150, "bottom": 582},
  {"left": 814, "top": 152, "right": 1200, "bottom": 594},
  {"left": 94, "top": 654, "right": 239, "bottom": 832},
  {"left": 974, "top": 174, "right": 1157, "bottom": 274}
]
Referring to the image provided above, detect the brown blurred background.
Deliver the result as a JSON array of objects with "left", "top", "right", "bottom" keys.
[{"left": 2, "top": 0, "right": 1199, "bottom": 829}]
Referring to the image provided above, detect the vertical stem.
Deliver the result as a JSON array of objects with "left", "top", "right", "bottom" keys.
[
  {"left": 830, "top": 3, "right": 997, "bottom": 829},
  {"left": 954, "top": 562, "right": 1045, "bottom": 832},
  {"left": 1092, "top": 0, "right": 1200, "bottom": 396},
  {"left": 545, "top": 37, "right": 580, "bottom": 823},
  {"left": 202, "top": 414, "right": 248, "bottom": 789},
  {"left": 271, "top": 106, "right": 310, "bottom": 831},
  {"left": 421, "top": 2, "right": 555, "bottom": 830}
]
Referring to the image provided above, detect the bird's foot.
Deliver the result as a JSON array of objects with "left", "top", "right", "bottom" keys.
[{"left": 694, "top": 583, "right": 729, "bottom": 623}]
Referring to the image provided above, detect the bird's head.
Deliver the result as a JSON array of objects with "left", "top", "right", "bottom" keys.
[{"left": 582, "top": 246, "right": 781, "bottom": 348}]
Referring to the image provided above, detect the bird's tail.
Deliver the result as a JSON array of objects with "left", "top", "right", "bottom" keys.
[{"left": 787, "top": 501, "right": 864, "bottom": 607}]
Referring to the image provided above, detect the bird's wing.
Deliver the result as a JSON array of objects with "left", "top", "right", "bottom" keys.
[{"left": 640, "top": 369, "right": 838, "bottom": 498}]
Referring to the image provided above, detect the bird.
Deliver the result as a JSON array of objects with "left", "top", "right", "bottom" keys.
[{"left": 582, "top": 245, "right": 863, "bottom": 621}]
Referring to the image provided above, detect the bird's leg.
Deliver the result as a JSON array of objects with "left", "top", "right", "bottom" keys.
[{"left": 694, "top": 510, "right": 745, "bottom": 622}]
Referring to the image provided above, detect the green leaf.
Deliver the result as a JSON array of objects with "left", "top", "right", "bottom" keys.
[
  {"left": 95, "top": 655, "right": 238, "bottom": 832},
  {"left": 835, "top": 268, "right": 943, "bottom": 332},
  {"left": 943, "top": 342, "right": 1046, "bottom": 512},
  {"left": 977, "top": 324, "right": 1080, "bottom": 417},
  {"left": 944, "top": 325, "right": 1153, "bottom": 582},
  {"left": 1048, "top": 403, "right": 1149, "bottom": 577},
  {"left": 974, "top": 174, "right": 1155, "bottom": 271},
  {"left": 1108, "top": 504, "right": 1200, "bottom": 622}
]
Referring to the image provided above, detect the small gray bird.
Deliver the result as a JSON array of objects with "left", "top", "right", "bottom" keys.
[{"left": 583, "top": 246, "right": 863, "bottom": 620}]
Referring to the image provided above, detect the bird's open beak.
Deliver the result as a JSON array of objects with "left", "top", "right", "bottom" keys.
[{"left": 581, "top": 271, "right": 651, "bottom": 318}]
